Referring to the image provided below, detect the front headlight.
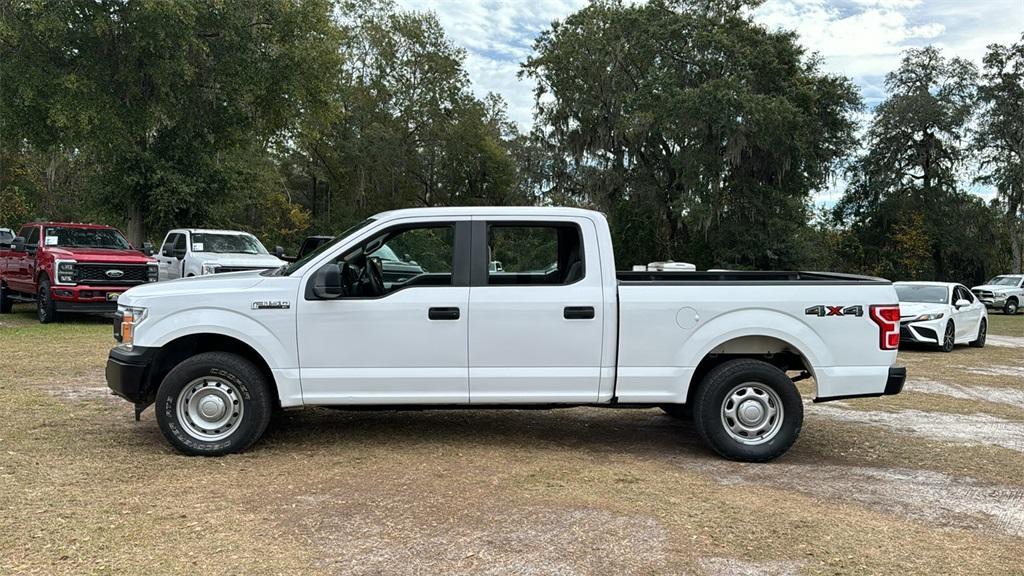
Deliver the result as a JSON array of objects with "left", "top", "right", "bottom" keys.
[
  {"left": 200, "top": 262, "right": 221, "bottom": 275},
  {"left": 146, "top": 263, "right": 159, "bottom": 282},
  {"left": 912, "top": 312, "right": 944, "bottom": 322},
  {"left": 116, "top": 305, "right": 148, "bottom": 349},
  {"left": 55, "top": 259, "right": 77, "bottom": 285}
]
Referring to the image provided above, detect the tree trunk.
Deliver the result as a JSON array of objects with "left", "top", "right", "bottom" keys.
[{"left": 126, "top": 199, "right": 146, "bottom": 248}]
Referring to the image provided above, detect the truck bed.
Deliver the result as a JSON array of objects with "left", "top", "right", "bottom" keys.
[{"left": 617, "top": 270, "right": 890, "bottom": 285}]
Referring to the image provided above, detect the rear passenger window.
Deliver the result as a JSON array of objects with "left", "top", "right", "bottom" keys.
[{"left": 487, "top": 224, "right": 584, "bottom": 285}]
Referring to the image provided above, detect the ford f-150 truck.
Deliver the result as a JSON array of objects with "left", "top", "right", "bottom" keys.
[
  {"left": 105, "top": 207, "right": 906, "bottom": 461},
  {"left": 0, "top": 222, "right": 158, "bottom": 322}
]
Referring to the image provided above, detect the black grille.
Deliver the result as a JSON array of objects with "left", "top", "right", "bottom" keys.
[{"left": 77, "top": 264, "right": 150, "bottom": 285}]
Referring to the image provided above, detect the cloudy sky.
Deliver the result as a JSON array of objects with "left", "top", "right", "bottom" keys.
[{"left": 395, "top": 0, "right": 1022, "bottom": 202}]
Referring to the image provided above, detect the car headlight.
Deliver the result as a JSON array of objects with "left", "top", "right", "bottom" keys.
[
  {"left": 116, "top": 305, "right": 148, "bottom": 349},
  {"left": 912, "top": 312, "right": 944, "bottom": 322},
  {"left": 200, "top": 262, "right": 221, "bottom": 275},
  {"left": 55, "top": 259, "right": 77, "bottom": 285},
  {"left": 146, "top": 263, "right": 159, "bottom": 282}
]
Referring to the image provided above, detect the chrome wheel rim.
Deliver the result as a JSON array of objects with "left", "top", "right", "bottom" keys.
[
  {"left": 720, "top": 382, "right": 784, "bottom": 445},
  {"left": 176, "top": 376, "right": 244, "bottom": 441}
]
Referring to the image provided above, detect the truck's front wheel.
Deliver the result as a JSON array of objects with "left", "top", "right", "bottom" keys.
[
  {"left": 155, "top": 352, "right": 272, "bottom": 456},
  {"left": 693, "top": 359, "right": 803, "bottom": 462}
]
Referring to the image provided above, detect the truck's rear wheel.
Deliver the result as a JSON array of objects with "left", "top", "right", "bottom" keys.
[
  {"left": 0, "top": 283, "right": 12, "bottom": 313},
  {"left": 155, "top": 352, "right": 272, "bottom": 456},
  {"left": 693, "top": 359, "right": 803, "bottom": 462}
]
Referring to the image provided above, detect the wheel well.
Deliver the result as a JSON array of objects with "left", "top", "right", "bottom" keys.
[
  {"left": 147, "top": 334, "right": 280, "bottom": 408},
  {"left": 684, "top": 336, "right": 811, "bottom": 406},
  {"left": 1009, "top": 296, "right": 1019, "bottom": 303}
]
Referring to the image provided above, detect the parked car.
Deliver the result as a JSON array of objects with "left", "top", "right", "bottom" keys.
[
  {"left": 0, "top": 222, "right": 157, "bottom": 323},
  {"left": 895, "top": 281, "right": 987, "bottom": 352},
  {"left": 154, "top": 228, "right": 285, "bottom": 280},
  {"left": 106, "top": 207, "right": 906, "bottom": 461},
  {"left": 971, "top": 274, "right": 1023, "bottom": 315},
  {"left": 0, "top": 228, "right": 13, "bottom": 246}
]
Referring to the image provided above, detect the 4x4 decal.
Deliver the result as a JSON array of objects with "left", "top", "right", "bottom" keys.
[{"left": 804, "top": 305, "right": 864, "bottom": 317}]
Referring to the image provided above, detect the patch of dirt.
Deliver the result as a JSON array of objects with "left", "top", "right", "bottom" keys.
[
  {"left": 986, "top": 334, "right": 1024, "bottom": 348},
  {"left": 286, "top": 500, "right": 669, "bottom": 576},
  {"left": 905, "top": 379, "right": 1024, "bottom": 409},
  {"left": 700, "top": 558, "right": 805, "bottom": 576},
  {"left": 809, "top": 403, "right": 1024, "bottom": 453},
  {"left": 47, "top": 386, "right": 118, "bottom": 402},
  {"left": 960, "top": 364, "right": 1024, "bottom": 378},
  {"left": 692, "top": 461, "right": 1024, "bottom": 538}
]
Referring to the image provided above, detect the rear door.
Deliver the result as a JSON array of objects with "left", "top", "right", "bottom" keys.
[{"left": 467, "top": 217, "right": 605, "bottom": 403}]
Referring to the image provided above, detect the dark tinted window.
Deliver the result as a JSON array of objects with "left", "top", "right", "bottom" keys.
[{"left": 161, "top": 233, "right": 179, "bottom": 253}]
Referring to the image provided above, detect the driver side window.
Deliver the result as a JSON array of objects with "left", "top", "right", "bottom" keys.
[{"left": 322, "top": 223, "right": 456, "bottom": 298}]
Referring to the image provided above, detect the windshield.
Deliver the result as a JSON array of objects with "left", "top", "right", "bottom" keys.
[
  {"left": 278, "top": 218, "right": 377, "bottom": 276},
  {"left": 43, "top": 226, "right": 131, "bottom": 250},
  {"left": 985, "top": 276, "right": 1022, "bottom": 287},
  {"left": 896, "top": 285, "right": 948, "bottom": 304},
  {"left": 191, "top": 233, "right": 267, "bottom": 255},
  {"left": 0, "top": 230, "right": 12, "bottom": 243}
]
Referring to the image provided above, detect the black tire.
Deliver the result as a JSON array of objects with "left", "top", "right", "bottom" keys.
[
  {"left": 0, "top": 283, "right": 12, "bottom": 314},
  {"left": 969, "top": 318, "right": 986, "bottom": 348},
  {"left": 155, "top": 351, "right": 272, "bottom": 456},
  {"left": 660, "top": 404, "right": 693, "bottom": 421},
  {"left": 940, "top": 321, "right": 955, "bottom": 352},
  {"left": 1005, "top": 299, "right": 1019, "bottom": 315},
  {"left": 37, "top": 276, "right": 57, "bottom": 324},
  {"left": 692, "top": 359, "right": 803, "bottom": 462}
]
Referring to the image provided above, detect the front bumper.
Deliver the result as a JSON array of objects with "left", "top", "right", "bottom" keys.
[
  {"left": 106, "top": 346, "right": 158, "bottom": 404},
  {"left": 813, "top": 366, "right": 906, "bottom": 403},
  {"left": 50, "top": 283, "right": 139, "bottom": 313},
  {"left": 977, "top": 298, "right": 1007, "bottom": 308},
  {"left": 899, "top": 319, "right": 943, "bottom": 345}
]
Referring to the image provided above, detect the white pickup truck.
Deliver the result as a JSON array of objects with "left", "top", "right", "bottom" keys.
[{"left": 106, "top": 207, "right": 906, "bottom": 461}]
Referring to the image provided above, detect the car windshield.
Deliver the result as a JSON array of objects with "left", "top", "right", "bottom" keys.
[
  {"left": 43, "top": 226, "right": 131, "bottom": 250},
  {"left": 0, "top": 230, "right": 12, "bottom": 243},
  {"left": 191, "top": 233, "right": 267, "bottom": 255},
  {"left": 985, "top": 276, "right": 1022, "bottom": 287},
  {"left": 277, "top": 218, "right": 377, "bottom": 276},
  {"left": 896, "top": 285, "right": 948, "bottom": 304}
]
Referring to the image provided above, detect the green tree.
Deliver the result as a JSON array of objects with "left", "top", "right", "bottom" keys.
[
  {"left": 522, "top": 0, "right": 862, "bottom": 269},
  {"left": 834, "top": 46, "right": 1003, "bottom": 282},
  {"left": 1, "top": 0, "right": 342, "bottom": 245},
  {"left": 975, "top": 35, "right": 1024, "bottom": 273}
]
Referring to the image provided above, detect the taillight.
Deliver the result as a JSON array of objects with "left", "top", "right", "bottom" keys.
[{"left": 870, "top": 304, "right": 901, "bottom": 350}]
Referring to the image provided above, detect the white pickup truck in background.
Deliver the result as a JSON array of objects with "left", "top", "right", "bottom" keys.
[
  {"left": 155, "top": 228, "right": 285, "bottom": 280},
  {"left": 106, "top": 207, "right": 906, "bottom": 461}
]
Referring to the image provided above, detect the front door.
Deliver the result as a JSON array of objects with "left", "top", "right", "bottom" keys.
[
  {"left": 467, "top": 218, "right": 605, "bottom": 403},
  {"left": 157, "top": 233, "right": 185, "bottom": 281},
  {"left": 953, "top": 285, "right": 983, "bottom": 341},
  {"left": 296, "top": 219, "right": 471, "bottom": 404}
]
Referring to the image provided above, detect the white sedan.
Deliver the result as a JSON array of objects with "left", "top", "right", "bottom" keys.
[{"left": 895, "top": 282, "right": 987, "bottom": 352}]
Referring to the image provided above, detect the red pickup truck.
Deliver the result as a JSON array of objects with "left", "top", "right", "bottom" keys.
[{"left": 0, "top": 222, "right": 158, "bottom": 323}]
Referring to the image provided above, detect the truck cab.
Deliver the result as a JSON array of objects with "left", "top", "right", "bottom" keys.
[
  {"left": 0, "top": 222, "right": 158, "bottom": 322},
  {"left": 106, "top": 207, "right": 905, "bottom": 461}
]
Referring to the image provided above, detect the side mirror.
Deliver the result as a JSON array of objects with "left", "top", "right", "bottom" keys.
[
  {"left": 142, "top": 241, "right": 154, "bottom": 256},
  {"left": 161, "top": 247, "right": 172, "bottom": 258},
  {"left": 173, "top": 249, "right": 186, "bottom": 260},
  {"left": 274, "top": 245, "right": 286, "bottom": 258},
  {"left": 312, "top": 263, "right": 343, "bottom": 299},
  {"left": 955, "top": 298, "right": 970, "bottom": 309},
  {"left": 11, "top": 236, "right": 26, "bottom": 252}
]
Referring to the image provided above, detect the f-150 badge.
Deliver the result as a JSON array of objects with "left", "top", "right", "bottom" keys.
[
  {"left": 805, "top": 305, "right": 863, "bottom": 317},
  {"left": 252, "top": 301, "right": 290, "bottom": 310}
]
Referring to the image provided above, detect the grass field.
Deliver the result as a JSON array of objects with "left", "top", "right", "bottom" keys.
[{"left": 1, "top": 305, "right": 1022, "bottom": 575}]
